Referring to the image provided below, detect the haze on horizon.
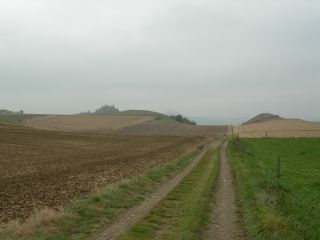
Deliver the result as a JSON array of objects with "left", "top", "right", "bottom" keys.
[{"left": 1, "top": 0, "right": 319, "bottom": 122}]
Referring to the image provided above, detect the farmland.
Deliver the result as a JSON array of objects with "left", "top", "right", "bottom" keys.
[
  {"left": 228, "top": 138, "right": 320, "bottom": 239},
  {"left": 0, "top": 124, "right": 204, "bottom": 224},
  {"left": 2, "top": 110, "right": 320, "bottom": 240},
  {"left": 22, "top": 114, "right": 227, "bottom": 136},
  {"left": 233, "top": 119, "right": 320, "bottom": 138},
  {"left": 113, "top": 120, "right": 227, "bottom": 136},
  {"left": 24, "top": 115, "right": 153, "bottom": 132}
]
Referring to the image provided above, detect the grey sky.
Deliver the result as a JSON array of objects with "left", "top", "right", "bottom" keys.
[{"left": 1, "top": 0, "right": 319, "bottom": 122}]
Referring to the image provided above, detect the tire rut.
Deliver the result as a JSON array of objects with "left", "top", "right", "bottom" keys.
[{"left": 203, "top": 140, "right": 246, "bottom": 240}]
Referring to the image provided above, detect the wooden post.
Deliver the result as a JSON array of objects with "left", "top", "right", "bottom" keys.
[
  {"left": 252, "top": 145, "right": 255, "bottom": 162},
  {"left": 276, "top": 155, "right": 281, "bottom": 187}
]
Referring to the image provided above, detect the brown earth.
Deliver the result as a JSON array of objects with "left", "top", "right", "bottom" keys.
[
  {"left": 113, "top": 120, "right": 227, "bottom": 136},
  {"left": 233, "top": 119, "right": 320, "bottom": 138},
  {"left": 0, "top": 125, "right": 204, "bottom": 224},
  {"left": 24, "top": 115, "right": 153, "bottom": 132}
]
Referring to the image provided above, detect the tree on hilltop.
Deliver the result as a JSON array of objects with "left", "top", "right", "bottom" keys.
[{"left": 94, "top": 105, "right": 119, "bottom": 115}]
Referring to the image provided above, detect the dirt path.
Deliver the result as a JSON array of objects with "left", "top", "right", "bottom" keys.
[
  {"left": 93, "top": 140, "right": 221, "bottom": 240},
  {"left": 203, "top": 140, "right": 246, "bottom": 240}
]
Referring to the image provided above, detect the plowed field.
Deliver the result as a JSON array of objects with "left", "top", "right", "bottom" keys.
[
  {"left": 113, "top": 121, "right": 227, "bottom": 136},
  {"left": 24, "top": 115, "right": 153, "bottom": 132},
  {"left": 0, "top": 125, "right": 203, "bottom": 223}
]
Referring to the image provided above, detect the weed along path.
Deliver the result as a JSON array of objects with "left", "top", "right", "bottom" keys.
[
  {"left": 204, "top": 141, "right": 246, "bottom": 240},
  {"left": 93, "top": 140, "right": 222, "bottom": 240}
]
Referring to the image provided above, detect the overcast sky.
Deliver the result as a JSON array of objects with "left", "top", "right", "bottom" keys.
[{"left": 1, "top": 0, "right": 319, "bottom": 122}]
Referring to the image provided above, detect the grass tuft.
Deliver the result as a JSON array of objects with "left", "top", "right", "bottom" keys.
[{"left": 0, "top": 207, "right": 63, "bottom": 238}]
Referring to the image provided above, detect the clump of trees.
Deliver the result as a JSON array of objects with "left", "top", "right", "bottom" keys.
[
  {"left": 0, "top": 109, "right": 23, "bottom": 115},
  {"left": 77, "top": 105, "right": 119, "bottom": 115},
  {"left": 94, "top": 105, "right": 119, "bottom": 115},
  {"left": 170, "top": 114, "right": 196, "bottom": 125}
]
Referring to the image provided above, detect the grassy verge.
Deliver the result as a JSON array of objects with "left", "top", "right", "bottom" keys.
[
  {"left": 228, "top": 138, "right": 320, "bottom": 239},
  {"left": 0, "top": 149, "right": 201, "bottom": 240},
  {"left": 120, "top": 147, "right": 219, "bottom": 240}
]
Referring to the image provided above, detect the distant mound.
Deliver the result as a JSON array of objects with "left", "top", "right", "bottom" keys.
[
  {"left": 243, "top": 113, "right": 282, "bottom": 125},
  {"left": 234, "top": 119, "right": 320, "bottom": 138}
]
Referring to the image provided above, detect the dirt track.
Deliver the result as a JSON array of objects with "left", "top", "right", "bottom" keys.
[
  {"left": 0, "top": 125, "right": 203, "bottom": 223},
  {"left": 203, "top": 141, "right": 246, "bottom": 240},
  {"left": 93, "top": 140, "right": 222, "bottom": 240}
]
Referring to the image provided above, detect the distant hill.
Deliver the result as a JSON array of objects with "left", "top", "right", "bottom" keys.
[
  {"left": 114, "top": 110, "right": 196, "bottom": 125},
  {"left": 243, "top": 113, "right": 282, "bottom": 125},
  {"left": 76, "top": 106, "right": 195, "bottom": 124},
  {"left": 23, "top": 108, "right": 198, "bottom": 132}
]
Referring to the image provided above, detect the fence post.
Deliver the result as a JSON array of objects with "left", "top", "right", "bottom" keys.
[
  {"left": 252, "top": 145, "right": 255, "bottom": 162},
  {"left": 276, "top": 155, "right": 281, "bottom": 187}
]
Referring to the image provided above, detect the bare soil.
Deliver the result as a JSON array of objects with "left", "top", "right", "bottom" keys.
[
  {"left": 24, "top": 115, "right": 153, "bottom": 132},
  {"left": 113, "top": 120, "right": 227, "bottom": 136},
  {"left": 93, "top": 140, "right": 222, "bottom": 240},
  {"left": 0, "top": 125, "right": 203, "bottom": 223},
  {"left": 203, "top": 141, "right": 246, "bottom": 240}
]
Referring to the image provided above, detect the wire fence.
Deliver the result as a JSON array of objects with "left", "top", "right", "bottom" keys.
[
  {"left": 232, "top": 136, "right": 317, "bottom": 228},
  {"left": 232, "top": 128, "right": 320, "bottom": 138}
]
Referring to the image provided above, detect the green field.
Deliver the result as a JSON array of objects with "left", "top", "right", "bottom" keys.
[
  {"left": 120, "top": 148, "right": 219, "bottom": 240},
  {"left": 228, "top": 138, "right": 320, "bottom": 239},
  {"left": 0, "top": 114, "right": 46, "bottom": 126}
]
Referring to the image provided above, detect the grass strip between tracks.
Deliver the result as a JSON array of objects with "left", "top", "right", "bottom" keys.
[
  {"left": 119, "top": 147, "right": 219, "bottom": 240},
  {"left": 1, "top": 148, "right": 202, "bottom": 240}
]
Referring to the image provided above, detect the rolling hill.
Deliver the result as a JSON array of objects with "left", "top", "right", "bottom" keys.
[{"left": 234, "top": 118, "right": 320, "bottom": 138}]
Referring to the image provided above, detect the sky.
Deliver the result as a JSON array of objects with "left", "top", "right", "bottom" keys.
[{"left": 1, "top": 0, "right": 320, "bottom": 122}]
